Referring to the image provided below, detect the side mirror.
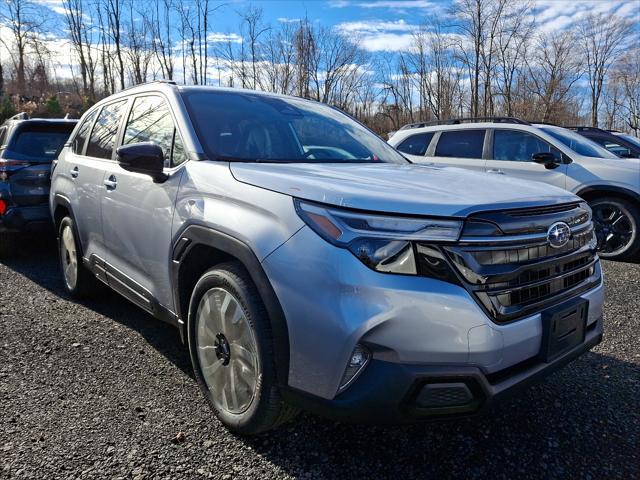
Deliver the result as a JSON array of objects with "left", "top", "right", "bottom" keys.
[
  {"left": 532, "top": 152, "right": 560, "bottom": 169},
  {"left": 116, "top": 142, "right": 167, "bottom": 182}
]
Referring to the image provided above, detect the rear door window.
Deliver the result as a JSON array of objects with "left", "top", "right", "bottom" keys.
[
  {"left": 493, "top": 130, "right": 562, "bottom": 162},
  {"left": 434, "top": 130, "right": 485, "bottom": 159},
  {"left": 73, "top": 110, "right": 97, "bottom": 155},
  {"left": 86, "top": 100, "right": 128, "bottom": 159},
  {"left": 396, "top": 132, "right": 434, "bottom": 156}
]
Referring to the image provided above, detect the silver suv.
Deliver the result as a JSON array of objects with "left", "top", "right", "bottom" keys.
[
  {"left": 50, "top": 83, "right": 604, "bottom": 434},
  {"left": 389, "top": 118, "right": 640, "bottom": 261}
]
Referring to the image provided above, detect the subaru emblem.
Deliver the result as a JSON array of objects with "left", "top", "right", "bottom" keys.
[{"left": 547, "top": 222, "right": 571, "bottom": 248}]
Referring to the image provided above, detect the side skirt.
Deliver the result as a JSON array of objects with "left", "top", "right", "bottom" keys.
[{"left": 85, "top": 254, "right": 179, "bottom": 327}]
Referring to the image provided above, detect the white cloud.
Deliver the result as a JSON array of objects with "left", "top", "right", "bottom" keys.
[
  {"left": 330, "top": 0, "right": 435, "bottom": 8},
  {"left": 531, "top": 0, "right": 636, "bottom": 35},
  {"left": 361, "top": 33, "right": 416, "bottom": 51},
  {"left": 336, "top": 19, "right": 422, "bottom": 52},
  {"left": 277, "top": 17, "right": 301, "bottom": 24},
  {"left": 34, "top": 0, "right": 66, "bottom": 16},
  {"left": 337, "top": 19, "right": 418, "bottom": 33},
  {"left": 207, "top": 32, "right": 243, "bottom": 44},
  {"left": 357, "top": 0, "right": 435, "bottom": 8}
]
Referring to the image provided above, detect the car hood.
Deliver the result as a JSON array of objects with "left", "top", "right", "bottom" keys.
[{"left": 230, "top": 162, "right": 579, "bottom": 217}]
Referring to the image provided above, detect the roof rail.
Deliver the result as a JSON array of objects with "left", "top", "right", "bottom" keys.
[
  {"left": 399, "top": 116, "right": 530, "bottom": 130},
  {"left": 9, "top": 112, "right": 29, "bottom": 121},
  {"left": 119, "top": 79, "right": 178, "bottom": 93},
  {"left": 564, "top": 126, "right": 609, "bottom": 133},
  {"left": 527, "top": 120, "right": 556, "bottom": 126}
]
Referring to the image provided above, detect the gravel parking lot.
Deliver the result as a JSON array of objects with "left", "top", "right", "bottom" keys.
[{"left": 1, "top": 238, "right": 638, "bottom": 480}]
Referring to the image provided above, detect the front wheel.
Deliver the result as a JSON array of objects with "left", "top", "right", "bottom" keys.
[
  {"left": 187, "top": 262, "right": 298, "bottom": 434},
  {"left": 589, "top": 197, "right": 640, "bottom": 261}
]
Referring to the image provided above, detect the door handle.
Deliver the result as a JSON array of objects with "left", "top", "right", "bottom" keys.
[
  {"left": 103, "top": 175, "right": 117, "bottom": 190},
  {"left": 487, "top": 169, "right": 504, "bottom": 175},
  {"left": 70, "top": 166, "right": 79, "bottom": 178}
]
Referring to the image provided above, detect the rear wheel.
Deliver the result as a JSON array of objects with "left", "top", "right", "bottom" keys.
[
  {"left": 58, "top": 216, "right": 99, "bottom": 297},
  {"left": 589, "top": 197, "right": 640, "bottom": 261},
  {"left": 187, "top": 262, "right": 298, "bottom": 434}
]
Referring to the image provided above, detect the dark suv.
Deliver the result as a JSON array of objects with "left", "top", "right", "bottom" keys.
[
  {"left": 0, "top": 113, "right": 77, "bottom": 254},
  {"left": 570, "top": 126, "right": 640, "bottom": 159}
]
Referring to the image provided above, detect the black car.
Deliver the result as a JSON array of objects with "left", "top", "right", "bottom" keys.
[
  {"left": 0, "top": 113, "right": 77, "bottom": 255},
  {"left": 569, "top": 126, "right": 640, "bottom": 158}
]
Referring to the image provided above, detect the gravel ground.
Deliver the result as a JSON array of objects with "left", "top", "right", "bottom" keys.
[{"left": 1, "top": 238, "right": 638, "bottom": 480}]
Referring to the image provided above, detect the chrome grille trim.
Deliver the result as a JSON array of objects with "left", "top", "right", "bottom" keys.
[
  {"left": 458, "top": 223, "right": 593, "bottom": 246},
  {"left": 445, "top": 203, "right": 601, "bottom": 324}
]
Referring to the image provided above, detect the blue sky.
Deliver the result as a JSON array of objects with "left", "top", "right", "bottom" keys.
[
  {"left": 209, "top": 0, "right": 638, "bottom": 52},
  {"left": 31, "top": 0, "right": 639, "bottom": 55}
]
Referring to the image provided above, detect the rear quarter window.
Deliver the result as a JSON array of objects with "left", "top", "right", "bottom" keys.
[
  {"left": 73, "top": 110, "right": 98, "bottom": 155},
  {"left": 86, "top": 100, "right": 128, "bottom": 159},
  {"left": 435, "top": 130, "right": 485, "bottom": 159},
  {"left": 396, "top": 132, "right": 434, "bottom": 156}
]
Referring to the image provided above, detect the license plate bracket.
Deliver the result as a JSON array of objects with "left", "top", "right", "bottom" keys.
[{"left": 539, "top": 299, "right": 588, "bottom": 362}]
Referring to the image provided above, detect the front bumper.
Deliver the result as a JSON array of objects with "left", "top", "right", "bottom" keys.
[
  {"left": 262, "top": 226, "right": 604, "bottom": 400},
  {"left": 0, "top": 204, "right": 52, "bottom": 233},
  {"left": 283, "top": 316, "right": 603, "bottom": 422}
]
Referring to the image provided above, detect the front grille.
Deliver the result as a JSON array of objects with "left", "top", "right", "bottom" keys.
[{"left": 444, "top": 202, "right": 601, "bottom": 323}]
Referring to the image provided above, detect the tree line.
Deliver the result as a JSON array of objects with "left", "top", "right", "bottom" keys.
[{"left": 0, "top": 0, "right": 638, "bottom": 134}]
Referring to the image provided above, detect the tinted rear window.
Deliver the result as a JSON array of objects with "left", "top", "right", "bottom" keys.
[
  {"left": 435, "top": 130, "right": 485, "bottom": 159},
  {"left": 396, "top": 132, "right": 434, "bottom": 156},
  {"left": 8, "top": 123, "right": 76, "bottom": 161}
]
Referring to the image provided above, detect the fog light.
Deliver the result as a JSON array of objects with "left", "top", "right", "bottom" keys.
[{"left": 338, "top": 344, "right": 370, "bottom": 392}]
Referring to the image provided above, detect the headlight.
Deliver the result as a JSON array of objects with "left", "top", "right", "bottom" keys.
[{"left": 294, "top": 199, "right": 463, "bottom": 278}]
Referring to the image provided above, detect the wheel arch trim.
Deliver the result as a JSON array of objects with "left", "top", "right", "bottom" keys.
[
  {"left": 171, "top": 224, "right": 291, "bottom": 387},
  {"left": 576, "top": 185, "right": 640, "bottom": 204}
]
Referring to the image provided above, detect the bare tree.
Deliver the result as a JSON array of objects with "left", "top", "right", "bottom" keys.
[
  {"left": 103, "top": 0, "right": 126, "bottom": 90},
  {"left": 0, "top": 0, "right": 42, "bottom": 94},
  {"left": 494, "top": 1, "right": 532, "bottom": 116},
  {"left": 610, "top": 50, "right": 640, "bottom": 134},
  {"left": 579, "top": 13, "right": 633, "bottom": 126},
  {"left": 124, "top": 0, "right": 154, "bottom": 85},
  {"left": 62, "top": 0, "right": 97, "bottom": 101},
  {"left": 526, "top": 31, "right": 582, "bottom": 123},
  {"left": 149, "top": 0, "right": 174, "bottom": 80}
]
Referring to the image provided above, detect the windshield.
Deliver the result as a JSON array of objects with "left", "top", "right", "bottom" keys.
[
  {"left": 539, "top": 126, "right": 618, "bottom": 159},
  {"left": 617, "top": 133, "right": 640, "bottom": 149},
  {"left": 8, "top": 124, "right": 75, "bottom": 161},
  {"left": 182, "top": 90, "right": 408, "bottom": 164}
]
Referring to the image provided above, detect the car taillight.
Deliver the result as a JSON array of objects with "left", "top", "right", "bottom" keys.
[{"left": 0, "top": 199, "right": 6, "bottom": 215}]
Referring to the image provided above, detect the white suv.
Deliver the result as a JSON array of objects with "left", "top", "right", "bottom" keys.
[{"left": 389, "top": 118, "right": 640, "bottom": 261}]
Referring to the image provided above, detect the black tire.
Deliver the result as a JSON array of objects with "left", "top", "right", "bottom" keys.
[
  {"left": 57, "top": 216, "right": 99, "bottom": 298},
  {"left": 187, "top": 261, "right": 298, "bottom": 434},
  {"left": 589, "top": 197, "right": 640, "bottom": 261},
  {"left": 0, "top": 232, "right": 17, "bottom": 257}
]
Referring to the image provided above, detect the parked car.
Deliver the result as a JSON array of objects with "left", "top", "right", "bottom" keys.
[
  {"left": 389, "top": 118, "right": 640, "bottom": 261},
  {"left": 51, "top": 83, "right": 604, "bottom": 434},
  {"left": 568, "top": 126, "right": 640, "bottom": 159},
  {"left": 0, "top": 113, "right": 77, "bottom": 255}
]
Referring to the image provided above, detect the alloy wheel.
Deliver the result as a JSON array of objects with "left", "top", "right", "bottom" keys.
[
  {"left": 592, "top": 202, "right": 634, "bottom": 257},
  {"left": 61, "top": 225, "right": 78, "bottom": 290},
  {"left": 195, "top": 288, "right": 259, "bottom": 415}
]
